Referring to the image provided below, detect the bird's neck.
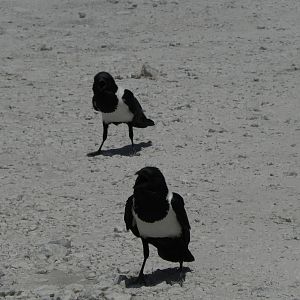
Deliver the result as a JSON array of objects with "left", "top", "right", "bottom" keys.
[
  {"left": 133, "top": 190, "right": 170, "bottom": 223},
  {"left": 93, "top": 91, "right": 118, "bottom": 113}
]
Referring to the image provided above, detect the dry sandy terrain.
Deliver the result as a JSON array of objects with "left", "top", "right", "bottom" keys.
[{"left": 1, "top": 0, "right": 300, "bottom": 299}]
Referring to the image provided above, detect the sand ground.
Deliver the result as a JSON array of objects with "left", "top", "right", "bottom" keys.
[{"left": 0, "top": 0, "right": 299, "bottom": 299}]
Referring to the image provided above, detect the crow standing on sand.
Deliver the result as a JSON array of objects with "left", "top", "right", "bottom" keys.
[
  {"left": 87, "top": 72, "right": 154, "bottom": 156},
  {"left": 124, "top": 167, "right": 194, "bottom": 284}
]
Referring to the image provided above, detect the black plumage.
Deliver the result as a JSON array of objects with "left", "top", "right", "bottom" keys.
[
  {"left": 124, "top": 167, "right": 194, "bottom": 283},
  {"left": 87, "top": 72, "right": 154, "bottom": 156}
]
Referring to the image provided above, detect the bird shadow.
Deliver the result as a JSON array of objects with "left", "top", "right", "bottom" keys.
[
  {"left": 117, "top": 267, "right": 191, "bottom": 288},
  {"left": 92, "top": 141, "right": 152, "bottom": 157}
]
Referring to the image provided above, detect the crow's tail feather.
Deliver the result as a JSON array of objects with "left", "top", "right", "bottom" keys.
[
  {"left": 132, "top": 113, "right": 155, "bottom": 128},
  {"left": 147, "top": 238, "right": 195, "bottom": 263}
]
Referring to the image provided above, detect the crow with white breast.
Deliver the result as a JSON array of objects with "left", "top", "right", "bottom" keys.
[
  {"left": 124, "top": 167, "right": 194, "bottom": 284},
  {"left": 87, "top": 72, "right": 154, "bottom": 156}
]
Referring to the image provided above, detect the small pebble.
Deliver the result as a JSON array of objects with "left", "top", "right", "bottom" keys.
[
  {"left": 117, "top": 266, "right": 129, "bottom": 274},
  {"left": 85, "top": 272, "right": 97, "bottom": 280},
  {"left": 40, "top": 44, "right": 52, "bottom": 51},
  {"left": 78, "top": 12, "right": 86, "bottom": 18},
  {"left": 114, "top": 226, "right": 124, "bottom": 233},
  {"left": 140, "top": 63, "right": 159, "bottom": 79},
  {"left": 284, "top": 171, "right": 297, "bottom": 177}
]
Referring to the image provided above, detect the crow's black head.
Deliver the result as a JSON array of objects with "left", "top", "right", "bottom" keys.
[
  {"left": 133, "top": 167, "right": 169, "bottom": 222},
  {"left": 134, "top": 167, "right": 168, "bottom": 196},
  {"left": 93, "top": 72, "right": 118, "bottom": 95}
]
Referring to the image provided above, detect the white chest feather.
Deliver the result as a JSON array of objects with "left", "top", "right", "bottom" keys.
[
  {"left": 102, "top": 87, "right": 134, "bottom": 124},
  {"left": 132, "top": 193, "right": 182, "bottom": 238}
]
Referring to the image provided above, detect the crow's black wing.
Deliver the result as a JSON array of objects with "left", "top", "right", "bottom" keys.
[
  {"left": 122, "top": 89, "right": 155, "bottom": 128},
  {"left": 171, "top": 193, "right": 191, "bottom": 245},
  {"left": 122, "top": 89, "right": 143, "bottom": 115},
  {"left": 124, "top": 195, "right": 140, "bottom": 237},
  {"left": 92, "top": 96, "right": 100, "bottom": 111}
]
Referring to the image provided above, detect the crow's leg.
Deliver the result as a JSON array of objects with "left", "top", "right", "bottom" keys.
[
  {"left": 127, "top": 123, "right": 135, "bottom": 154},
  {"left": 136, "top": 239, "right": 149, "bottom": 284},
  {"left": 179, "top": 261, "right": 183, "bottom": 272},
  {"left": 178, "top": 261, "right": 185, "bottom": 286},
  {"left": 87, "top": 122, "right": 108, "bottom": 157}
]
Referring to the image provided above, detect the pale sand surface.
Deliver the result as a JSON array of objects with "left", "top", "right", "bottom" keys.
[{"left": 0, "top": 0, "right": 299, "bottom": 299}]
